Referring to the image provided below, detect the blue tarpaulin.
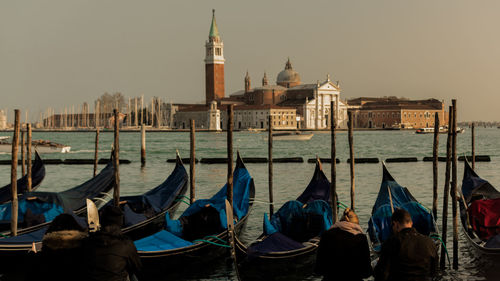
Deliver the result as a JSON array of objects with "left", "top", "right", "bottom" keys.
[{"left": 368, "top": 164, "right": 436, "bottom": 246}]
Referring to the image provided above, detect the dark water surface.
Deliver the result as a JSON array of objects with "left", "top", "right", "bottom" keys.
[{"left": 0, "top": 128, "right": 499, "bottom": 280}]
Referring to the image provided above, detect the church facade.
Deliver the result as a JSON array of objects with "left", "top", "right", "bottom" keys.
[{"left": 232, "top": 60, "right": 348, "bottom": 129}]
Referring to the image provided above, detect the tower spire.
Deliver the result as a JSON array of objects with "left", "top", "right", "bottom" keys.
[
  {"left": 262, "top": 72, "right": 269, "bottom": 86},
  {"left": 209, "top": 9, "right": 220, "bottom": 39}
]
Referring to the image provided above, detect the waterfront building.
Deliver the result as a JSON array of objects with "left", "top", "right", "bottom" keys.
[
  {"left": 348, "top": 97, "right": 447, "bottom": 129},
  {"left": 232, "top": 61, "right": 349, "bottom": 129}
]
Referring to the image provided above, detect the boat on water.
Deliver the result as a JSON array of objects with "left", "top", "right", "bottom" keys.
[
  {"left": 415, "top": 126, "right": 465, "bottom": 134},
  {"left": 0, "top": 158, "right": 115, "bottom": 236},
  {"left": 270, "top": 131, "right": 314, "bottom": 141},
  {"left": 459, "top": 160, "right": 500, "bottom": 255},
  {"left": 0, "top": 153, "right": 188, "bottom": 271},
  {"left": 0, "top": 151, "right": 46, "bottom": 204},
  {"left": 0, "top": 136, "right": 9, "bottom": 141},
  {"left": 134, "top": 153, "right": 255, "bottom": 278},
  {"left": 368, "top": 163, "right": 438, "bottom": 252},
  {"left": 0, "top": 139, "right": 70, "bottom": 153},
  {"left": 234, "top": 158, "right": 333, "bottom": 280}
]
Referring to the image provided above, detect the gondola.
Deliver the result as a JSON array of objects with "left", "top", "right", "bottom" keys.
[
  {"left": 134, "top": 153, "right": 255, "bottom": 278},
  {"left": 0, "top": 151, "right": 46, "bottom": 204},
  {"left": 368, "top": 162, "right": 438, "bottom": 252},
  {"left": 233, "top": 158, "right": 332, "bottom": 280},
  {"left": 0, "top": 159, "right": 115, "bottom": 236},
  {"left": 0, "top": 154, "right": 188, "bottom": 272},
  {"left": 459, "top": 160, "right": 500, "bottom": 255}
]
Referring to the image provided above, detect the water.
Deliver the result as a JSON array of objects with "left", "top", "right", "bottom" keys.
[{"left": 0, "top": 128, "right": 499, "bottom": 280}]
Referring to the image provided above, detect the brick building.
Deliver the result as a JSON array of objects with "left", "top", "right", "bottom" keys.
[{"left": 348, "top": 97, "right": 447, "bottom": 129}]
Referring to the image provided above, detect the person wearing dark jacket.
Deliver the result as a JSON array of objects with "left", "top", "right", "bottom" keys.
[
  {"left": 374, "top": 208, "right": 438, "bottom": 281},
  {"left": 316, "top": 208, "right": 373, "bottom": 281},
  {"left": 82, "top": 205, "right": 141, "bottom": 281},
  {"left": 30, "top": 213, "right": 88, "bottom": 281}
]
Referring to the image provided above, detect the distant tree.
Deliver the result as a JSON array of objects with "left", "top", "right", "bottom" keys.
[{"left": 96, "top": 92, "right": 126, "bottom": 113}]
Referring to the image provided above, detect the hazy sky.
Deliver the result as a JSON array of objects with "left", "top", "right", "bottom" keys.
[{"left": 1, "top": 0, "right": 500, "bottom": 122}]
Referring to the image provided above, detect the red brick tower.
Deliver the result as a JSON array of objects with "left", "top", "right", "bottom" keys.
[{"left": 205, "top": 9, "right": 225, "bottom": 104}]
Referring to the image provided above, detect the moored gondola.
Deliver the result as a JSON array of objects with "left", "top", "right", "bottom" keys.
[
  {"left": 233, "top": 159, "right": 332, "bottom": 280},
  {"left": 368, "top": 162, "right": 438, "bottom": 252},
  {"left": 0, "top": 154, "right": 188, "bottom": 273},
  {"left": 134, "top": 153, "right": 255, "bottom": 278},
  {"left": 0, "top": 151, "right": 46, "bottom": 204},
  {"left": 459, "top": 160, "right": 500, "bottom": 255},
  {"left": 0, "top": 159, "right": 115, "bottom": 236}
]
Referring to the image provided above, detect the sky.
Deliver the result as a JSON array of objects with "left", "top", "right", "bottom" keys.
[{"left": 1, "top": 0, "right": 500, "bottom": 122}]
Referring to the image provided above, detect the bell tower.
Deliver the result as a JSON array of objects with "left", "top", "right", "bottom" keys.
[{"left": 205, "top": 9, "right": 225, "bottom": 104}]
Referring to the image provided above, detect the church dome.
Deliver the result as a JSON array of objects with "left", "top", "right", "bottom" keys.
[{"left": 276, "top": 58, "right": 301, "bottom": 88}]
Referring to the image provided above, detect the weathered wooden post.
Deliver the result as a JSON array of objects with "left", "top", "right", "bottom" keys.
[
  {"left": 113, "top": 109, "right": 120, "bottom": 207},
  {"left": 432, "top": 114, "right": 439, "bottom": 219},
  {"left": 190, "top": 119, "right": 196, "bottom": 204},
  {"left": 471, "top": 122, "right": 475, "bottom": 170},
  {"left": 227, "top": 105, "right": 234, "bottom": 207},
  {"left": 27, "top": 124, "right": 32, "bottom": 191},
  {"left": 348, "top": 111, "right": 355, "bottom": 210},
  {"left": 141, "top": 124, "right": 146, "bottom": 166},
  {"left": 11, "top": 109, "right": 20, "bottom": 236},
  {"left": 330, "top": 101, "right": 337, "bottom": 223},
  {"left": 268, "top": 114, "right": 274, "bottom": 217},
  {"left": 94, "top": 128, "right": 99, "bottom": 177},
  {"left": 451, "top": 99, "right": 459, "bottom": 269},
  {"left": 21, "top": 128, "right": 26, "bottom": 176},
  {"left": 440, "top": 108, "right": 453, "bottom": 269}
]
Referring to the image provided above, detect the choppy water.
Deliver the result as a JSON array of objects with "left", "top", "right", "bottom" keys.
[{"left": 0, "top": 128, "right": 499, "bottom": 280}]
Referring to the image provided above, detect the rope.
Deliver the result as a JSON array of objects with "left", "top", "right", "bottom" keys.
[
  {"left": 174, "top": 198, "right": 191, "bottom": 206},
  {"left": 203, "top": 235, "right": 227, "bottom": 244},
  {"left": 192, "top": 238, "right": 231, "bottom": 248},
  {"left": 430, "top": 233, "right": 450, "bottom": 265},
  {"left": 177, "top": 195, "right": 191, "bottom": 201},
  {"left": 337, "top": 201, "right": 348, "bottom": 209},
  {"left": 0, "top": 233, "right": 9, "bottom": 238}
]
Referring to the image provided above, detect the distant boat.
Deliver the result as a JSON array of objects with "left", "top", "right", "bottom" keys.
[
  {"left": 0, "top": 139, "right": 71, "bottom": 153},
  {"left": 271, "top": 131, "right": 314, "bottom": 141},
  {"left": 0, "top": 136, "right": 9, "bottom": 141},
  {"left": 415, "top": 127, "right": 464, "bottom": 134}
]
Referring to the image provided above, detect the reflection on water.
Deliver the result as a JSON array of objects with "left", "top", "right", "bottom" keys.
[{"left": 0, "top": 129, "right": 499, "bottom": 280}]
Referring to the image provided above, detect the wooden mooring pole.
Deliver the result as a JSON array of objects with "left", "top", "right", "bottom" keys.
[
  {"left": 113, "top": 109, "right": 120, "bottom": 207},
  {"left": 330, "top": 101, "right": 337, "bottom": 223},
  {"left": 26, "top": 124, "right": 32, "bottom": 191},
  {"left": 440, "top": 107, "right": 453, "bottom": 269},
  {"left": 190, "top": 119, "right": 196, "bottom": 204},
  {"left": 227, "top": 105, "right": 234, "bottom": 207},
  {"left": 348, "top": 111, "right": 355, "bottom": 210},
  {"left": 451, "top": 99, "right": 459, "bottom": 269},
  {"left": 141, "top": 124, "right": 146, "bottom": 166},
  {"left": 471, "top": 122, "right": 475, "bottom": 170},
  {"left": 94, "top": 128, "right": 99, "bottom": 177},
  {"left": 21, "top": 128, "right": 25, "bottom": 176},
  {"left": 268, "top": 114, "right": 274, "bottom": 217},
  {"left": 11, "top": 109, "right": 20, "bottom": 236},
  {"left": 432, "top": 114, "right": 439, "bottom": 219}
]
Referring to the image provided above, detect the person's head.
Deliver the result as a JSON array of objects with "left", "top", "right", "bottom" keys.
[
  {"left": 47, "top": 213, "right": 86, "bottom": 234},
  {"left": 340, "top": 208, "right": 359, "bottom": 225},
  {"left": 391, "top": 208, "right": 413, "bottom": 233},
  {"left": 100, "top": 205, "right": 124, "bottom": 228}
]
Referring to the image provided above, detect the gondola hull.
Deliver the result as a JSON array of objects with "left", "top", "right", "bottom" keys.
[
  {"left": 138, "top": 209, "right": 252, "bottom": 278},
  {"left": 459, "top": 160, "right": 500, "bottom": 256},
  {"left": 235, "top": 236, "right": 318, "bottom": 280},
  {"left": 233, "top": 160, "right": 332, "bottom": 280}
]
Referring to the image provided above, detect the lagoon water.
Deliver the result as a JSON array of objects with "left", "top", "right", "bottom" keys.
[{"left": 0, "top": 128, "right": 499, "bottom": 280}]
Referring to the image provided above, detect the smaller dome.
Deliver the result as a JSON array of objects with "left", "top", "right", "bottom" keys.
[{"left": 276, "top": 58, "right": 300, "bottom": 88}]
